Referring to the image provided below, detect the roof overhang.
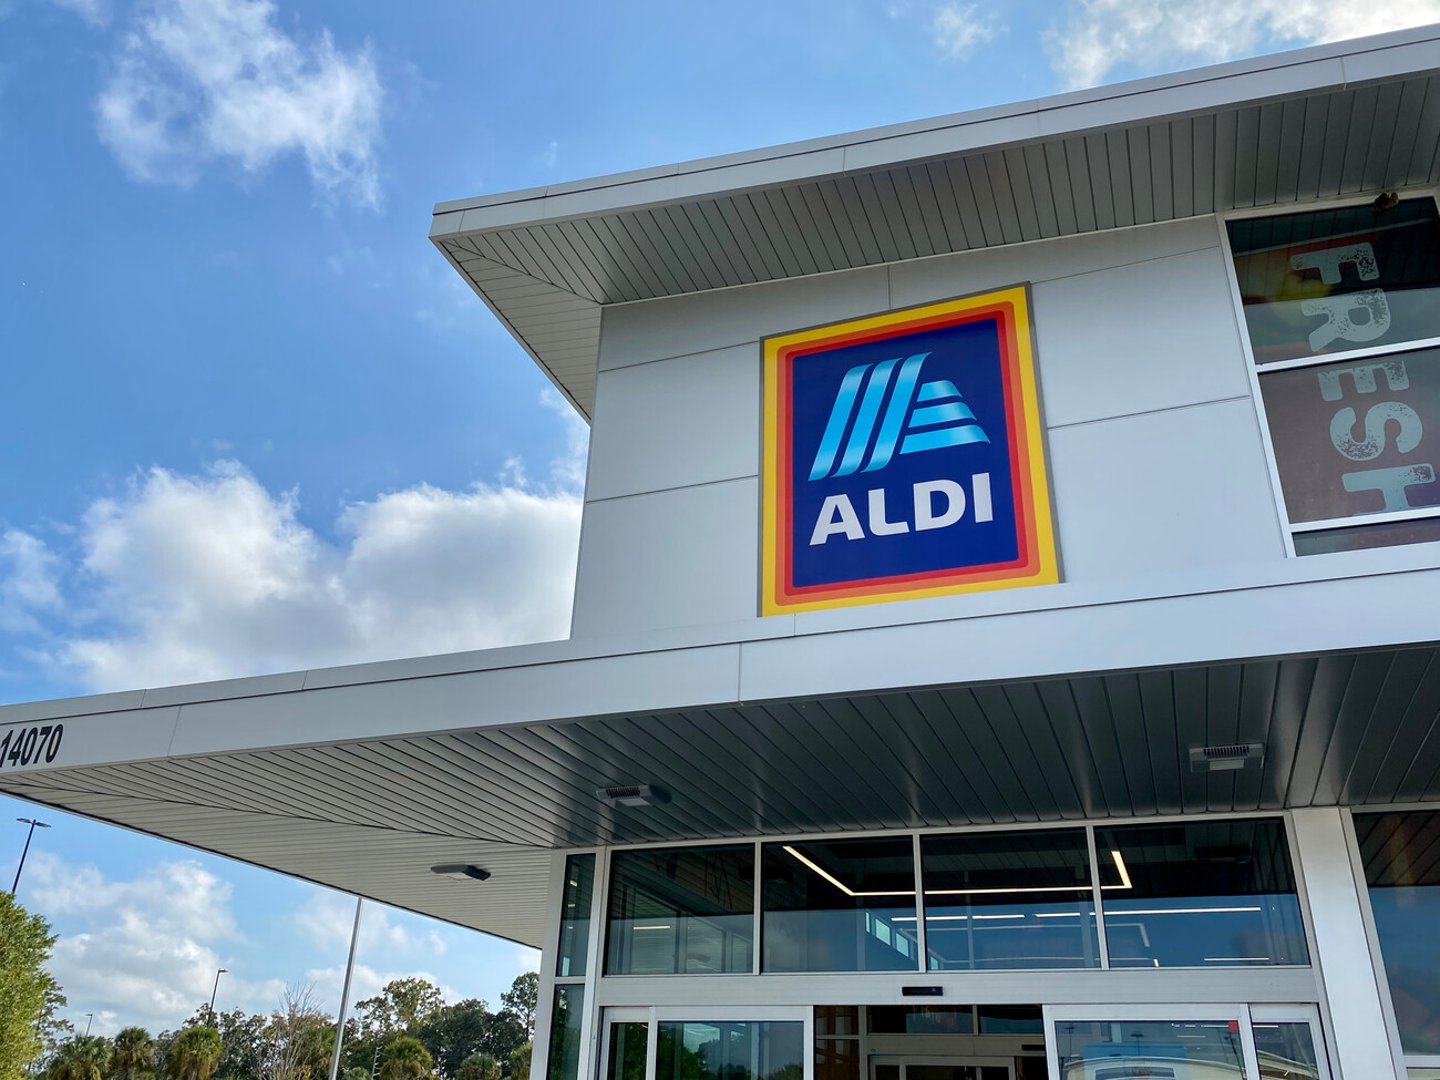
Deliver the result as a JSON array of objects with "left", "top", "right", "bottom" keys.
[
  {"left": 430, "top": 25, "right": 1440, "bottom": 419},
  {"left": 4, "top": 547, "right": 1440, "bottom": 945}
]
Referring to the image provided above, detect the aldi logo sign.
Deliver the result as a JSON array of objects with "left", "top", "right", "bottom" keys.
[{"left": 761, "top": 287, "right": 1059, "bottom": 614}]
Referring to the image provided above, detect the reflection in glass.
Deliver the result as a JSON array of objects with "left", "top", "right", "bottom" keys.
[
  {"left": 814, "top": 1040, "right": 859, "bottom": 1080},
  {"left": 762, "top": 837, "right": 917, "bottom": 972},
  {"left": 1356, "top": 810, "right": 1440, "bottom": 1054},
  {"left": 1293, "top": 515, "right": 1440, "bottom": 555},
  {"left": 1227, "top": 197, "right": 1440, "bottom": 364},
  {"left": 1252, "top": 1021, "right": 1321, "bottom": 1080},
  {"left": 546, "top": 986, "right": 585, "bottom": 1080},
  {"left": 606, "top": 845, "right": 754, "bottom": 975},
  {"left": 557, "top": 853, "right": 595, "bottom": 977},
  {"left": 977, "top": 1005, "right": 1044, "bottom": 1035},
  {"left": 922, "top": 829, "right": 1098, "bottom": 970},
  {"left": 1257, "top": 347, "right": 1440, "bottom": 524},
  {"left": 868, "top": 1006, "right": 974, "bottom": 1035},
  {"left": 606, "top": 1023, "right": 647, "bottom": 1080},
  {"left": 1096, "top": 818, "right": 1309, "bottom": 968},
  {"left": 656, "top": 1021, "right": 804, "bottom": 1080},
  {"left": 814, "top": 1006, "right": 859, "bottom": 1038},
  {"left": 1054, "top": 1019, "right": 1246, "bottom": 1078}
]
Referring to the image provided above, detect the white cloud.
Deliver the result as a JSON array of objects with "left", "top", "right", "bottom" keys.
[
  {"left": 296, "top": 893, "right": 449, "bottom": 959},
  {"left": 8, "top": 400, "right": 584, "bottom": 693},
  {"left": 931, "top": 3, "right": 1003, "bottom": 58},
  {"left": 95, "top": 0, "right": 382, "bottom": 205},
  {"left": 24, "top": 851, "right": 284, "bottom": 1034},
  {"left": 304, "top": 962, "right": 459, "bottom": 1014},
  {"left": 0, "top": 529, "right": 62, "bottom": 635},
  {"left": 1050, "top": 0, "right": 1440, "bottom": 89}
]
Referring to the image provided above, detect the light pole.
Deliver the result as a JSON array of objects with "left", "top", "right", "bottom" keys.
[
  {"left": 209, "top": 968, "right": 227, "bottom": 1013},
  {"left": 327, "top": 898, "right": 364, "bottom": 1080},
  {"left": 83, "top": 1013, "right": 94, "bottom": 1037},
  {"left": 11, "top": 818, "right": 50, "bottom": 894}
]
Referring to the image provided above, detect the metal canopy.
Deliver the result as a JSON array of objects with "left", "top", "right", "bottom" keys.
[
  {"left": 431, "top": 27, "right": 1440, "bottom": 419},
  {"left": 6, "top": 643, "right": 1440, "bottom": 947}
]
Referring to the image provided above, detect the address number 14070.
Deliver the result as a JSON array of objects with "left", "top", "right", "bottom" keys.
[{"left": 0, "top": 725, "right": 63, "bottom": 769}]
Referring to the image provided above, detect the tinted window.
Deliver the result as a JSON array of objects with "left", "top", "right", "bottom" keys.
[
  {"left": 656, "top": 1021, "right": 803, "bottom": 1080},
  {"left": 1054, "top": 1020, "right": 1246, "bottom": 1078},
  {"left": 922, "top": 829, "right": 1099, "bottom": 970},
  {"left": 1096, "top": 818, "right": 1308, "bottom": 967},
  {"left": 556, "top": 853, "right": 595, "bottom": 977},
  {"left": 762, "top": 837, "right": 917, "bottom": 972},
  {"left": 1258, "top": 349, "right": 1440, "bottom": 524},
  {"left": 606, "top": 845, "right": 755, "bottom": 975},
  {"left": 1355, "top": 810, "right": 1440, "bottom": 1054},
  {"left": 1228, "top": 198, "right": 1440, "bottom": 364},
  {"left": 546, "top": 986, "right": 585, "bottom": 1080}
]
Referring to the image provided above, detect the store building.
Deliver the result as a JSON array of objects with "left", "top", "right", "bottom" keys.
[{"left": 5, "top": 25, "right": 1440, "bottom": 1080}]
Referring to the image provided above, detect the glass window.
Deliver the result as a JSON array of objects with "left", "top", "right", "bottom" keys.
[
  {"left": 977, "top": 1005, "right": 1044, "bottom": 1035},
  {"left": 557, "top": 853, "right": 595, "bottom": 977},
  {"left": 1355, "top": 810, "right": 1440, "bottom": 1055},
  {"left": 1096, "top": 818, "right": 1309, "bottom": 968},
  {"left": 656, "top": 1021, "right": 804, "bottom": 1080},
  {"left": 1252, "top": 1021, "right": 1322, "bottom": 1080},
  {"left": 547, "top": 986, "right": 585, "bottom": 1080},
  {"left": 606, "top": 1022, "right": 647, "bottom": 1080},
  {"left": 1227, "top": 197, "right": 1440, "bottom": 365},
  {"left": 921, "top": 828, "right": 1099, "bottom": 970},
  {"left": 1257, "top": 348, "right": 1440, "bottom": 525},
  {"left": 814, "top": 1006, "right": 859, "bottom": 1038},
  {"left": 762, "top": 837, "right": 917, "bottom": 972},
  {"left": 1293, "top": 515, "right": 1440, "bottom": 555},
  {"left": 814, "top": 1040, "right": 859, "bottom": 1080},
  {"left": 1053, "top": 1019, "right": 1247, "bottom": 1078},
  {"left": 606, "top": 845, "right": 754, "bottom": 975},
  {"left": 868, "top": 1006, "right": 974, "bottom": 1035}
]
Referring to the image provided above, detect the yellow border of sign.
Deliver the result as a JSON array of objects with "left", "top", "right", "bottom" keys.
[{"left": 760, "top": 285, "right": 1059, "bottom": 615}]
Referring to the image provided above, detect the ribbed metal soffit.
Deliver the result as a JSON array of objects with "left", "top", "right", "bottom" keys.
[{"left": 439, "top": 77, "right": 1440, "bottom": 418}]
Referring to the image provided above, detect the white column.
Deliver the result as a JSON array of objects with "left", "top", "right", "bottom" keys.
[{"left": 1291, "top": 808, "right": 1402, "bottom": 1079}]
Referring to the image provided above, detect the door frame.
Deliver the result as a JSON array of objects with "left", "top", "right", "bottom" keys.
[
  {"left": 869, "top": 1053, "right": 1017, "bottom": 1080},
  {"left": 598, "top": 1005, "right": 814, "bottom": 1080},
  {"left": 1043, "top": 1003, "right": 1332, "bottom": 1080}
]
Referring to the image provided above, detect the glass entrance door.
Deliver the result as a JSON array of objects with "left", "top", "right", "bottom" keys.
[
  {"left": 1043, "top": 1006, "right": 1330, "bottom": 1080},
  {"left": 872, "top": 1056, "right": 1015, "bottom": 1080}
]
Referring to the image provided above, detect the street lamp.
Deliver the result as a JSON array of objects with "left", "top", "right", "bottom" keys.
[
  {"left": 83, "top": 1013, "right": 94, "bottom": 1037},
  {"left": 209, "top": 968, "right": 227, "bottom": 1012},
  {"left": 11, "top": 818, "right": 50, "bottom": 894}
]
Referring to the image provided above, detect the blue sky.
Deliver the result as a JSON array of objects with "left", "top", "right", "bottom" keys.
[{"left": 2, "top": 0, "right": 1436, "bottom": 1040}]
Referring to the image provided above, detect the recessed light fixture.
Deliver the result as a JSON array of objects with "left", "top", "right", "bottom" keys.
[
  {"left": 430, "top": 863, "right": 492, "bottom": 882},
  {"left": 597, "top": 784, "right": 668, "bottom": 807}
]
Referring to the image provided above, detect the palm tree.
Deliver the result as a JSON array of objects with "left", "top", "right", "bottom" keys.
[
  {"left": 455, "top": 1053, "right": 501, "bottom": 1080},
  {"left": 168, "top": 1026, "right": 224, "bottom": 1080},
  {"left": 46, "top": 1036, "right": 112, "bottom": 1080},
  {"left": 112, "top": 1027, "right": 156, "bottom": 1080},
  {"left": 377, "top": 1036, "right": 433, "bottom": 1080}
]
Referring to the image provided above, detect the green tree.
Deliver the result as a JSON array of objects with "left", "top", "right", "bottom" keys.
[
  {"left": 35, "top": 982, "right": 74, "bottom": 1067},
  {"left": 45, "top": 1036, "right": 111, "bottom": 1080},
  {"left": 261, "top": 986, "right": 333, "bottom": 1080},
  {"left": 169, "top": 1027, "right": 225, "bottom": 1080},
  {"left": 414, "top": 1000, "right": 490, "bottom": 1077},
  {"left": 0, "top": 891, "right": 59, "bottom": 1079},
  {"left": 112, "top": 1027, "right": 157, "bottom": 1080},
  {"left": 376, "top": 1037, "right": 432, "bottom": 1080},
  {"left": 454, "top": 1054, "right": 499, "bottom": 1080},
  {"left": 498, "top": 977, "right": 537, "bottom": 1043},
  {"left": 355, "top": 981, "right": 444, "bottom": 1043},
  {"left": 340, "top": 1070, "right": 370, "bottom": 1080},
  {"left": 508, "top": 1045, "right": 531, "bottom": 1080}
]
